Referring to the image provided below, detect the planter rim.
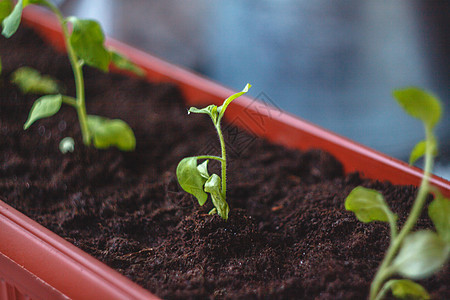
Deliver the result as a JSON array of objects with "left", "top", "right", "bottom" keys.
[{"left": 0, "top": 4, "right": 448, "bottom": 300}]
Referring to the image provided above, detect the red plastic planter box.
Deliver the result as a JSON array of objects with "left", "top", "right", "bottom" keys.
[{"left": 1, "top": 6, "right": 449, "bottom": 300}]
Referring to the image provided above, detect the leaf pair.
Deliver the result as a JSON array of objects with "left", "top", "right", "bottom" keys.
[
  {"left": 86, "top": 115, "right": 135, "bottom": 151},
  {"left": 176, "top": 157, "right": 229, "bottom": 220},
  {"left": 68, "top": 17, "right": 144, "bottom": 75},
  {"left": 188, "top": 83, "right": 251, "bottom": 127},
  {"left": 23, "top": 95, "right": 135, "bottom": 151}
]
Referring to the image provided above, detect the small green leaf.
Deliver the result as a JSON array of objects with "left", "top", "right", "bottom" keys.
[
  {"left": 109, "top": 50, "right": 145, "bottom": 77},
  {"left": 189, "top": 105, "right": 219, "bottom": 124},
  {"left": 68, "top": 17, "right": 111, "bottom": 71},
  {"left": 217, "top": 83, "right": 251, "bottom": 122},
  {"left": 197, "top": 160, "right": 210, "bottom": 179},
  {"left": 392, "top": 87, "right": 442, "bottom": 129},
  {"left": 204, "top": 174, "right": 229, "bottom": 220},
  {"left": 23, "top": 94, "right": 62, "bottom": 129},
  {"left": 429, "top": 194, "right": 450, "bottom": 243},
  {"left": 59, "top": 137, "right": 74, "bottom": 154},
  {"left": 409, "top": 137, "right": 438, "bottom": 165},
  {"left": 390, "top": 279, "right": 430, "bottom": 300},
  {"left": 392, "top": 230, "right": 449, "bottom": 279},
  {"left": 0, "top": 0, "right": 12, "bottom": 25},
  {"left": 1, "top": 0, "right": 23, "bottom": 38},
  {"left": 176, "top": 157, "right": 208, "bottom": 205},
  {"left": 11, "top": 66, "right": 60, "bottom": 94},
  {"left": 345, "top": 186, "right": 397, "bottom": 223},
  {"left": 86, "top": 115, "right": 135, "bottom": 151}
]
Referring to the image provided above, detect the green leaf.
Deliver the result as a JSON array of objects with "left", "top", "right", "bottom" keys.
[
  {"left": 429, "top": 194, "right": 450, "bottom": 243},
  {"left": 392, "top": 87, "right": 442, "bottom": 129},
  {"left": 59, "top": 137, "right": 74, "bottom": 154},
  {"left": 392, "top": 230, "right": 449, "bottom": 279},
  {"left": 0, "top": 0, "right": 12, "bottom": 25},
  {"left": 345, "top": 186, "right": 397, "bottom": 223},
  {"left": 1, "top": 0, "right": 23, "bottom": 38},
  {"left": 86, "top": 115, "right": 135, "bottom": 151},
  {"left": 68, "top": 17, "right": 111, "bottom": 71},
  {"left": 217, "top": 83, "right": 251, "bottom": 122},
  {"left": 409, "top": 137, "right": 438, "bottom": 165},
  {"left": 109, "top": 50, "right": 145, "bottom": 77},
  {"left": 11, "top": 66, "right": 60, "bottom": 94},
  {"left": 389, "top": 279, "right": 430, "bottom": 300},
  {"left": 23, "top": 94, "right": 62, "bottom": 129},
  {"left": 176, "top": 157, "right": 208, "bottom": 205},
  {"left": 204, "top": 174, "right": 229, "bottom": 220},
  {"left": 189, "top": 104, "right": 219, "bottom": 124},
  {"left": 197, "top": 160, "right": 210, "bottom": 179}
]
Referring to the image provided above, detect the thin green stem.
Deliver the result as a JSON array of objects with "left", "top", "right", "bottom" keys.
[
  {"left": 61, "top": 95, "right": 77, "bottom": 107},
  {"left": 370, "top": 126, "right": 434, "bottom": 300},
  {"left": 215, "top": 123, "right": 227, "bottom": 198},
  {"left": 374, "top": 280, "right": 395, "bottom": 300},
  {"left": 386, "top": 209, "right": 398, "bottom": 240},
  {"left": 45, "top": 1, "right": 91, "bottom": 145}
]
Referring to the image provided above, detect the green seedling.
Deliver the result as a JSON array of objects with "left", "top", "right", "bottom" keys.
[
  {"left": 1, "top": 0, "right": 144, "bottom": 152},
  {"left": 345, "top": 87, "right": 449, "bottom": 300},
  {"left": 176, "top": 83, "right": 251, "bottom": 220}
]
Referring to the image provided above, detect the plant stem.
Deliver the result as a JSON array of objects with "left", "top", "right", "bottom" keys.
[
  {"left": 215, "top": 123, "right": 227, "bottom": 198},
  {"left": 46, "top": 2, "right": 91, "bottom": 145},
  {"left": 369, "top": 126, "right": 434, "bottom": 300},
  {"left": 374, "top": 280, "right": 395, "bottom": 300}
]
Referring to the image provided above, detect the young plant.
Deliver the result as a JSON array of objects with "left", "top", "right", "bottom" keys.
[
  {"left": 176, "top": 83, "right": 251, "bottom": 220},
  {"left": 345, "top": 87, "right": 450, "bottom": 300},
  {"left": 1, "top": 0, "right": 144, "bottom": 152}
]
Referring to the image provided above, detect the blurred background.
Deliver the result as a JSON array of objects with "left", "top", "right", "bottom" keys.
[{"left": 57, "top": 0, "right": 449, "bottom": 179}]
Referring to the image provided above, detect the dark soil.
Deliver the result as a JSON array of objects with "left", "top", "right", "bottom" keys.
[{"left": 1, "top": 27, "right": 448, "bottom": 300}]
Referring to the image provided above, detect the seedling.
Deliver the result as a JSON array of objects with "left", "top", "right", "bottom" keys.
[
  {"left": 345, "top": 87, "right": 449, "bottom": 300},
  {"left": 176, "top": 83, "right": 251, "bottom": 220},
  {"left": 1, "top": 0, "right": 144, "bottom": 152}
]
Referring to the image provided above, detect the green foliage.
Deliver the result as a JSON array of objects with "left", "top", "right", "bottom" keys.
[
  {"left": 392, "top": 87, "right": 442, "bottom": 129},
  {"left": 428, "top": 192, "right": 450, "bottom": 243},
  {"left": 11, "top": 66, "right": 60, "bottom": 94},
  {"left": 110, "top": 50, "right": 145, "bottom": 77},
  {"left": 345, "top": 87, "right": 448, "bottom": 300},
  {"left": 392, "top": 231, "right": 449, "bottom": 279},
  {"left": 204, "top": 174, "right": 229, "bottom": 219},
  {"left": 23, "top": 94, "right": 62, "bottom": 129},
  {"left": 176, "top": 84, "right": 251, "bottom": 220},
  {"left": 409, "top": 138, "right": 437, "bottom": 165},
  {"left": 1, "top": 0, "right": 23, "bottom": 38},
  {"left": 2, "top": 0, "right": 136, "bottom": 152},
  {"left": 176, "top": 157, "right": 209, "bottom": 205},
  {"left": 0, "top": 0, "right": 12, "bottom": 25},
  {"left": 345, "top": 186, "right": 396, "bottom": 223},
  {"left": 389, "top": 279, "right": 430, "bottom": 300},
  {"left": 86, "top": 115, "right": 135, "bottom": 151},
  {"left": 67, "top": 17, "right": 111, "bottom": 72}
]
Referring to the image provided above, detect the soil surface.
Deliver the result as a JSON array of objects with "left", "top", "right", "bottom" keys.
[{"left": 1, "top": 27, "right": 448, "bottom": 300}]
